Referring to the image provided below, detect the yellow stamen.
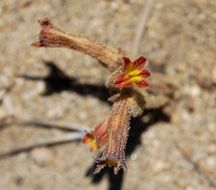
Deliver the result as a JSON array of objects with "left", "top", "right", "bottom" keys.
[
  {"left": 127, "top": 69, "right": 142, "bottom": 77},
  {"left": 129, "top": 76, "right": 143, "bottom": 83},
  {"left": 89, "top": 139, "right": 98, "bottom": 151}
]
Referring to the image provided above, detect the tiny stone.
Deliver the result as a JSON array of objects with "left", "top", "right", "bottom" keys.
[
  {"left": 185, "top": 186, "right": 195, "bottom": 190},
  {"left": 78, "top": 111, "right": 88, "bottom": 120},
  {"left": 208, "top": 144, "right": 216, "bottom": 154},
  {"left": 22, "top": 81, "right": 45, "bottom": 100},
  {"left": 2, "top": 95, "right": 14, "bottom": 114},
  {"left": 153, "top": 160, "right": 169, "bottom": 173},
  {"left": 130, "top": 153, "right": 138, "bottom": 161},
  {"left": 110, "top": 2, "right": 119, "bottom": 10},
  {"left": 207, "top": 123, "right": 215, "bottom": 132},
  {"left": 181, "top": 111, "right": 191, "bottom": 122},
  {"left": 189, "top": 85, "right": 201, "bottom": 98},
  {"left": 183, "top": 85, "right": 201, "bottom": 98},
  {"left": 155, "top": 3, "right": 163, "bottom": 10},
  {"left": 30, "top": 147, "right": 54, "bottom": 167},
  {"left": 206, "top": 157, "right": 216, "bottom": 168}
]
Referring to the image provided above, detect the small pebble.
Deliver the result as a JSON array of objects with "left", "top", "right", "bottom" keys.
[
  {"left": 183, "top": 85, "right": 201, "bottom": 98},
  {"left": 110, "top": 2, "right": 119, "bottom": 11},
  {"left": 30, "top": 147, "right": 54, "bottom": 167},
  {"left": 208, "top": 144, "right": 216, "bottom": 154},
  {"left": 78, "top": 111, "right": 88, "bottom": 120},
  {"left": 2, "top": 95, "right": 14, "bottom": 114},
  {"left": 181, "top": 111, "right": 191, "bottom": 122},
  {"left": 153, "top": 160, "right": 170, "bottom": 173},
  {"left": 205, "top": 157, "right": 216, "bottom": 168},
  {"left": 130, "top": 153, "right": 138, "bottom": 161}
]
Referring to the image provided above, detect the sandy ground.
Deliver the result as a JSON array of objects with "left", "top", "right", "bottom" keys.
[{"left": 0, "top": 0, "right": 216, "bottom": 190}]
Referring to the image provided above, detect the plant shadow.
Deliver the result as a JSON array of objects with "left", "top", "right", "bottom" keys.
[
  {"left": 20, "top": 60, "right": 170, "bottom": 190},
  {"left": 19, "top": 61, "right": 110, "bottom": 103}
]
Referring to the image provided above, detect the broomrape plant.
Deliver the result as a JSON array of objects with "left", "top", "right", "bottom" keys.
[{"left": 32, "top": 19, "right": 151, "bottom": 174}]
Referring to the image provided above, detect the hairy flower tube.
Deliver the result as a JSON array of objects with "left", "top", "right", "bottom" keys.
[{"left": 82, "top": 94, "right": 139, "bottom": 174}]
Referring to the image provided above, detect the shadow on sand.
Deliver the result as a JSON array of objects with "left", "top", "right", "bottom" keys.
[{"left": 20, "top": 61, "right": 170, "bottom": 190}]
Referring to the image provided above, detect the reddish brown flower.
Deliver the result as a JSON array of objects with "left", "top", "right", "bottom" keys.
[
  {"left": 94, "top": 97, "right": 133, "bottom": 174},
  {"left": 82, "top": 96, "right": 134, "bottom": 174},
  {"left": 114, "top": 56, "right": 151, "bottom": 89}
]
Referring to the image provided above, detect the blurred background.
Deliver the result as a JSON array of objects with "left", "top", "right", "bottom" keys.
[{"left": 0, "top": 0, "right": 215, "bottom": 190}]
